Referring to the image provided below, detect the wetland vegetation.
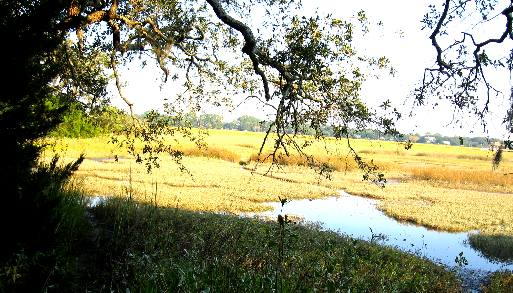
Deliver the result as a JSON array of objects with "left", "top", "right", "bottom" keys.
[
  {"left": 4, "top": 0, "right": 513, "bottom": 291},
  {"left": 26, "top": 129, "right": 512, "bottom": 291}
]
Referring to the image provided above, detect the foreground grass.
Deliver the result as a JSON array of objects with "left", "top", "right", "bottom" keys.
[
  {"left": 484, "top": 272, "right": 513, "bottom": 293},
  {"left": 83, "top": 197, "right": 460, "bottom": 292},
  {"left": 1, "top": 187, "right": 462, "bottom": 292}
]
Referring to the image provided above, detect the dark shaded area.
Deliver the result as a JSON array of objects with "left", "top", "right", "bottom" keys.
[
  {"left": 469, "top": 234, "right": 513, "bottom": 264},
  {"left": 0, "top": 0, "right": 63, "bottom": 247},
  {"left": 0, "top": 1, "right": 85, "bottom": 290}
]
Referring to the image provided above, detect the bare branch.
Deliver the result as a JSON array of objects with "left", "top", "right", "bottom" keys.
[
  {"left": 430, "top": 0, "right": 452, "bottom": 71},
  {"left": 205, "top": 0, "right": 271, "bottom": 101},
  {"left": 110, "top": 51, "right": 134, "bottom": 116}
]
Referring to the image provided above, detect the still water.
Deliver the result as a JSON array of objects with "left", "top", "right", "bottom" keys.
[{"left": 259, "top": 191, "right": 513, "bottom": 272}]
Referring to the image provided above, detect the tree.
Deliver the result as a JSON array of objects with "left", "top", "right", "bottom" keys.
[
  {"left": 2, "top": 0, "right": 510, "bottom": 202},
  {"left": 37, "top": 0, "right": 401, "bottom": 178},
  {"left": 2, "top": 0, "right": 513, "bottom": 280},
  {"left": 223, "top": 121, "right": 238, "bottom": 130},
  {"left": 198, "top": 113, "right": 224, "bottom": 129},
  {"left": 418, "top": 0, "right": 513, "bottom": 135},
  {"left": 2, "top": 0, "right": 511, "bottom": 184},
  {"left": 236, "top": 115, "right": 262, "bottom": 132},
  {"left": 0, "top": 1, "right": 92, "bottom": 286},
  {"left": 51, "top": 103, "right": 129, "bottom": 137}
]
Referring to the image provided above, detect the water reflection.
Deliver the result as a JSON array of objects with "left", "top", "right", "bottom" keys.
[
  {"left": 87, "top": 195, "right": 107, "bottom": 208},
  {"left": 260, "top": 191, "right": 513, "bottom": 272}
]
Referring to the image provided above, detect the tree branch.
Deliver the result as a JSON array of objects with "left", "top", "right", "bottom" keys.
[
  {"left": 205, "top": 0, "right": 271, "bottom": 101},
  {"left": 110, "top": 52, "right": 134, "bottom": 116},
  {"left": 430, "top": 0, "right": 452, "bottom": 71}
]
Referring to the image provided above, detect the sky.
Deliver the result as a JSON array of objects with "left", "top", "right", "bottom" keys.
[{"left": 110, "top": 0, "right": 513, "bottom": 139}]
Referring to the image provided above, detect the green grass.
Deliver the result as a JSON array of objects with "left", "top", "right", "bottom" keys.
[
  {"left": 0, "top": 162, "right": 476, "bottom": 293},
  {"left": 2, "top": 189, "right": 463, "bottom": 292},
  {"left": 483, "top": 272, "right": 513, "bottom": 293},
  {"left": 468, "top": 234, "right": 513, "bottom": 263},
  {"left": 80, "top": 197, "right": 460, "bottom": 292}
]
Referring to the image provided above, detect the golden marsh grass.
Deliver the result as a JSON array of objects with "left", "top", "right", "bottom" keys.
[
  {"left": 43, "top": 130, "right": 513, "bottom": 235},
  {"left": 74, "top": 156, "right": 335, "bottom": 212}
]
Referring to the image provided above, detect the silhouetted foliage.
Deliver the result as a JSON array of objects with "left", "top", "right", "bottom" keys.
[
  {"left": 0, "top": 2, "right": 94, "bottom": 286},
  {"left": 419, "top": 0, "right": 513, "bottom": 134},
  {"left": 2, "top": 0, "right": 513, "bottom": 289}
]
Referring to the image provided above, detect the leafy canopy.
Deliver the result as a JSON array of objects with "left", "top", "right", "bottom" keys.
[{"left": 5, "top": 0, "right": 513, "bottom": 178}]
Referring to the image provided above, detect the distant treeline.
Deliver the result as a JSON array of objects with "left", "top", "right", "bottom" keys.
[
  {"left": 52, "top": 106, "right": 502, "bottom": 148},
  {"left": 141, "top": 111, "right": 502, "bottom": 148},
  {"left": 351, "top": 130, "right": 502, "bottom": 148},
  {"left": 142, "top": 111, "right": 333, "bottom": 135}
]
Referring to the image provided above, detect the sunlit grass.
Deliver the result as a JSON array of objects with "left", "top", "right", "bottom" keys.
[
  {"left": 43, "top": 129, "right": 513, "bottom": 235},
  {"left": 406, "top": 166, "right": 513, "bottom": 193},
  {"left": 74, "top": 156, "right": 335, "bottom": 213}
]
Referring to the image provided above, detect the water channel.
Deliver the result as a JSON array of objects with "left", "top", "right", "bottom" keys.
[
  {"left": 258, "top": 191, "right": 513, "bottom": 272},
  {"left": 88, "top": 192, "right": 513, "bottom": 273}
]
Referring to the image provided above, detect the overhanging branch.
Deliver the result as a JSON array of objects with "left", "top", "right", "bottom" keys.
[
  {"left": 205, "top": 0, "right": 271, "bottom": 101},
  {"left": 110, "top": 52, "right": 134, "bottom": 116}
]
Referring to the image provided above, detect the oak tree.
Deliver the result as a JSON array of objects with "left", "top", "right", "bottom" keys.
[{"left": 2, "top": 0, "right": 513, "bottom": 270}]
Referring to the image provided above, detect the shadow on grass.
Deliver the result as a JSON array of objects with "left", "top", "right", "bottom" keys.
[
  {"left": 469, "top": 234, "right": 513, "bottom": 264},
  {"left": 82, "top": 197, "right": 461, "bottom": 292},
  {"left": 2, "top": 193, "right": 463, "bottom": 292}
]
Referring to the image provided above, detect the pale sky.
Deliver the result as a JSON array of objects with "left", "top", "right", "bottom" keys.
[{"left": 110, "top": 0, "right": 513, "bottom": 139}]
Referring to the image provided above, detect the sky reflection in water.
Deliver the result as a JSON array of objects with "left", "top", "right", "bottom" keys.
[{"left": 261, "top": 191, "right": 513, "bottom": 272}]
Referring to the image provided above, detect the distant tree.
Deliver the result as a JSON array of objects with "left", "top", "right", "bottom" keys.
[
  {"left": 198, "top": 113, "right": 224, "bottom": 129},
  {"left": 434, "top": 134, "right": 445, "bottom": 145},
  {"left": 469, "top": 137, "right": 488, "bottom": 148},
  {"left": 223, "top": 121, "right": 238, "bottom": 130},
  {"left": 52, "top": 104, "right": 129, "bottom": 137},
  {"left": 447, "top": 137, "right": 461, "bottom": 146},
  {"left": 236, "top": 115, "right": 262, "bottom": 132}
]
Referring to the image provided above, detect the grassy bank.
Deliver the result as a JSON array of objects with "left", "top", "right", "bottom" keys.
[
  {"left": 56, "top": 196, "right": 465, "bottom": 291},
  {"left": 468, "top": 234, "right": 513, "bottom": 263},
  {"left": 484, "top": 272, "right": 513, "bottom": 292}
]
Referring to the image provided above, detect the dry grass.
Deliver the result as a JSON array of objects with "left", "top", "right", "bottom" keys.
[
  {"left": 249, "top": 152, "right": 360, "bottom": 172},
  {"left": 407, "top": 166, "right": 513, "bottom": 193},
  {"left": 42, "top": 129, "right": 513, "bottom": 236},
  {"left": 362, "top": 182, "right": 513, "bottom": 235},
  {"left": 73, "top": 156, "right": 335, "bottom": 213},
  {"left": 180, "top": 145, "right": 241, "bottom": 162}
]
